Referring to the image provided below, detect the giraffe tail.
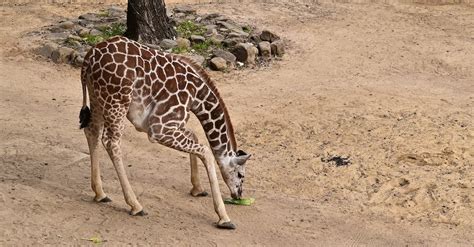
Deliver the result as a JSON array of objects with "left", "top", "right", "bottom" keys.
[{"left": 79, "top": 58, "right": 91, "bottom": 129}]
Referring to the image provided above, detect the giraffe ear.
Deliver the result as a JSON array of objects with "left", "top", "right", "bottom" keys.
[{"left": 235, "top": 150, "right": 251, "bottom": 165}]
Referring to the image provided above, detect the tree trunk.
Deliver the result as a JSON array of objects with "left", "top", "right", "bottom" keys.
[{"left": 124, "top": 0, "right": 176, "bottom": 44}]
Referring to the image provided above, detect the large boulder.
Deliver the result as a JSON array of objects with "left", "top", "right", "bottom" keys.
[
  {"left": 190, "top": 35, "right": 205, "bottom": 43},
  {"left": 209, "top": 57, "right": 227, "bottom": 71},
  {"left": 260, "top": 30, "right": 280, "bottom": 42},
  {"left": 176, "top": 38, "right": 191, "bottom": 49},
  {"left": 36, "top": 42, "right": 59, "bottom": 58},
  {"left": 232, "top": 43, "right": 258, "bottom": 64},
  {"left": 160, "top": 39, "right": 177, "bottom": 50},
  {"left": 212, "top": 49, "right": 236, "bottom": 64},
  {"left": 51, "top": 47, "right": 76, "bottom": 63},
  {"left": 271, "top": 40, "right": 285, "bottom": 57},
  {"left": 258, "top": 41, "right": 271, "bottom": 58}
]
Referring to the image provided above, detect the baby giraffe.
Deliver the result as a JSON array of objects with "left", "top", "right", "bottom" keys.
[{"left": 79, "top": 36, "right": 250, "bottom": 229}]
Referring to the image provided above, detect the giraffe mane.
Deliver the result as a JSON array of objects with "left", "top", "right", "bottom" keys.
[{"left": 178, "top": 55, "right": 238, "bottom": 152}]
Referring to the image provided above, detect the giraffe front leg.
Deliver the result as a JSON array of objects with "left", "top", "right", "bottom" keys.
[
  {"left": 102, "top": 124, "right": 145, "bottom": 216},
  {"left": 148, "top": 125, "right": 234, "bottom": 229},
  {"left": 189, "top": 154, "right": 208, "bottom": 197},
  {"left": 200, "top": 146, "right": 235, "bottom": 229}
]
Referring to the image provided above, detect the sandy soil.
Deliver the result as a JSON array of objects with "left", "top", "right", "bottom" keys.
[{"left": 0, "top": 1, "right": 473, "bottom": 246}]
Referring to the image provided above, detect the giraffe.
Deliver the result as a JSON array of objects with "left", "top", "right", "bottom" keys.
[{"left": 79, "top": 36, "right": 251, "bottom": 229}]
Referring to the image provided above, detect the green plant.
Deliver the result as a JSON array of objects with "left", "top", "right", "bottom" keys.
[
  {"left": 176, "top": 20, "right": 206, "bottom": 39},
  {"left": 172, "top": 46, "right": 189, "bottom": 54},
  {"left": 82, "top": 23, "right": 126, "bottom": 46},
  {"left": 99, "top": 23, "right": 127, "bottom": 37},
  {"left": 83, "top": 34, "right": 104, "bottom": 46},
  {"left": 191, "top": 40, "right": 212, "bottom": 54},
  {"left": 242, "top": 26, "right": 252, "bottom": 33}
]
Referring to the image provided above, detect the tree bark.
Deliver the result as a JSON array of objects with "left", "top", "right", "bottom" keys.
[{"left": 124, "top": 0, "right": 176, "bottom": 44}]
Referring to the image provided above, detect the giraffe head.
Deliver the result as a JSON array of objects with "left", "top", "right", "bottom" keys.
[{"left": 219, "top": 150, "right": 251, "bottom": 199}]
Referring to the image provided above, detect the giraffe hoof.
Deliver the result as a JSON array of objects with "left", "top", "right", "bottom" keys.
[
  {"left": 98, "top": 196, "right": 112, "bottom": 203},
  {"left": 190, "top": 191, "right": 208, "bottom": 197},
  {"left": 216, "top": 221, "right": 236, "bottom": 230},
  {"left": 130, "top": 210, "right": 148, "bottom": 216}
]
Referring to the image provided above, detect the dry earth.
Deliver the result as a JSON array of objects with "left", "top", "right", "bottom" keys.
[{"left": 0, "top": 0, "right": 473, "bottom": 246}]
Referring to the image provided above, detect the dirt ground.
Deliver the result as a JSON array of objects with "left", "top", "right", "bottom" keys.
[{"left": 0, "top": 0, "right": 473, "bottom": 246}]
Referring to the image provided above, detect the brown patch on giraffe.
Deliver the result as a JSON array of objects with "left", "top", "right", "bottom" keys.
[
  {"left": 203, "top": 122, "right": 214, "bottom": 132},
  {"left": 136, "top": 66, "right": 145, "bottom": 78},
  {"left": 108, "top": 36, "right": 122, "bottom": 43},
  {"left": 197, "top": 86, "right": 209, "bottom": 99},
  {"left": 155, "top": 88, "right": 169, "bottom": 101},
  {"left": 174, "top": 62, "right": 186, "bottom": 74},
  {"left": 125, "top": 57, "right": 137, "bottom": 68},
  {"left": 120, "top": 87, "right": 132, "bottom": 95},
  {"left": 144, "top": 61, "right": 151, "bottom": 72},
  {"left": 108, "top": 44, "right": 117, "bottom": 53},
  {"left": 114, "top": 53, "right": 126, "bottom": 64},
  {"left": 104, "top": 63, "right": 116, "bottom": 73},
  {"left": 209, "top": 130, "right": 219, "bottom": 139},
  {"left": 186, "top": 73, "right": 203, "bottom": 87},
  {"left": 157, "top": 67, "right": 166, "bottom": 82},
  {"left": 164, "top": 63, "right": 175, "bottom": 77},
  {"left": 125, "top": 69, "right": 135, "bottom": 80},
  {"left": 96, "top": 41, "right": 108, "bottom": 49},
  {"left": 142, "top": 86, "right": 150, "bottom": 96},
  {"left": 116, "top": 41, "right": 126, "bottom": 52},
  {"left": 134, "top": 79, "right": 144, "bottom": 89},
  {"left": 137, "top": 57, "right": 144, "bottom": 67},
  {"left": 186, "top": 83, "right": 197, "bottom": 97},
  {"left": 177, "top": 91, "right": 188, "bottom": 105},
  {"left": 152, "top": 82, "right": 163, "bottom": 95},
  {"left": 150, "top": 58, "right": 158, "bottom": 70},
  {"left": 142, "top": 49, "right": 153, "bottom": 60},
  {"left": 207, "top": 93, "right": 218, "bottom": 104},
  {"left": 165, "top": 78, "right": 178, "bottom": 93},
  {"left": 127, "top": 43, "right": 139, "bottom": 55},
  {"left": 116, "top": 64, "right": 126, "bottom": 77},
  {"left": 98, "top": 78, "right": 107, "bottom": 86},
  {"left": 150, "top": 72, "right": 157, "bottom": 81},
  {"left": 107, "top": 85, "right": 119, "bottom": 94},
  {"left": 204, "top": 102, "right": 214, "bottom": 111},
  {"left": 211, "top": 107, "right": 223, "bottom": 119},
  {"left": 145, "top": 75, "right": 152, "bottom": 86},
  {"left": 220, "top": 134, "right": 228, "bottom": 144}
]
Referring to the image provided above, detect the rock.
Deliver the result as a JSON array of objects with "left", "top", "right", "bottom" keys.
[
  {"left": 209, "top": 57, "right": 227, "bottom": 71},
  {"left": 36, "top": 42, "right": 59, "bottom": 58},
  {"left": 185, "top": 15, "right": 196, "bottom": 21},
  {"left": 67, "top": 35, "right": 82, "bottom": 42},
  {"left": 51, "top": 46, "right": 75, "bottom": 63},
  {"left": 271, "top": 40, "right": 285, "bottom": 57},
  {"left": 160, "top": 39, "right": 177, "bottom": 49},
  {"left": 250, "top": 34, "right": 262, "bottom": 44},
  {"left": 209, "top": 34, "right": 224, "bottom": 45},
  {"left": 232, "top": 43, "right": 258, "bottom": 64},
  {"left": 174, "top": 6, "right": 196, "bottom": 15},
  {"left": 174, "top": 12, "right": 186, "bottom": 19},
  {"left": 216, "top": 21, "right": 242, "bottom": 33},
  {"left": 146, "top": 43, "right": 161, "bottom": 50},
  {"left": 222, "top": 37, "right": 245, "bottom": 48},
  {"left": 46, "top": 32, "right": 69, "bottom": 41},
  {"left": 79, "top": 13, "right": 100, "bottom": 22},
  {"left": 73, "top": 55, "right": 84, "bottom": 67},
  {"left": 107, "top": 6, "right": 124, "bottom": 17},
  {"left": 228, "top": 31, "right": 249, "bottom": 39},
  {"left": 77, "top": 28, "right": 90, "bottom": 37},
  {"left": 203, "top": 13, "right": 220, "bottom": 20},
  {"left": 260, "top": 30, "right": 280, "bottom": 42},
  {"left": 215, "top": 16, "right": 228, "bottom": 22},
  {"left": 186, "top": 54, "right": 205, "bottom": 66},
  {"left": 212, "top": 49, "right": 236, "bottom": 64},
  {"left": 176, "top": 38, "right": 191, "bottom": 49},
  {"left": 59, "top": 21, "right": 75, "bottom": 29},
  {"left": 205, "top": 25, "right": 218, "bottom": 35},
  {"left": 219, "top": 28, "right": 229, "bottom": 33},
  {"left": 68, "top": 40, "right": 82, "bottom": 48},
  {"left": 258, "top": 41, "right": 271, "bottom": 58},
  {"left": 89, "top": 29, "right": 102, "bottom": 36},
  {"left": 190, "top": 35, "right": 205, "bottom": 43}
]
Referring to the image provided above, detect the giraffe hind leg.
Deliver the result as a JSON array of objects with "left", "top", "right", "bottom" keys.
[
  {"left": 83, "top": 102, "right": 110, "bottom": 203},
  {"left": 101, "top": 112, "right": 145, "bottom": 216}
]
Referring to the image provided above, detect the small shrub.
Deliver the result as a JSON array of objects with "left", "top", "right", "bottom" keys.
[
  {"left": 82, "top": 23, "right": 126, "bottom": 46},
  {"left": 176, "top": 20, "right": 206, "bottom": 39}
]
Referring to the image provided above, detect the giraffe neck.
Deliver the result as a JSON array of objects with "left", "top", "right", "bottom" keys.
[{"left": 189, "top": 68, "right": 237, "bottom": 161}]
